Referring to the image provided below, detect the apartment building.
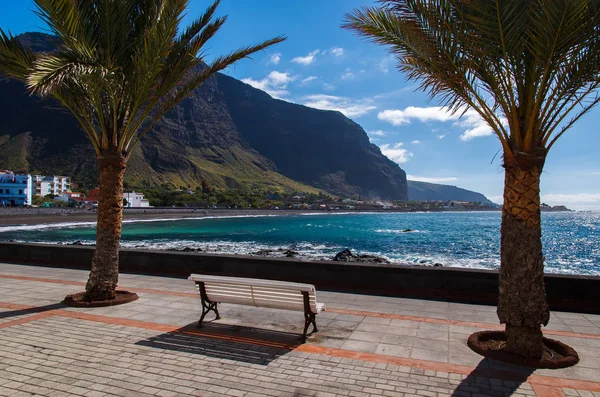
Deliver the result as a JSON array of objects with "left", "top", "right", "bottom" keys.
[{"left": 0, "top": 171, "right": 33, "bottom": 206}]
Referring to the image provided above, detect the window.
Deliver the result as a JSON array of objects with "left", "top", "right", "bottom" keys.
[{"left": 19, "top": 189, "right": 23, "bottom": 194}]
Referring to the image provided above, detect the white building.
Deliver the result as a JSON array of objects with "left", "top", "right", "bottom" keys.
[
  {"left": 0, "top": 171, "right": 33, "bottom": 206},
  {"left": 32, "top": 175, "right": 71, "bottom": 197},
  {"left": 123, "top": 191, "right": 151, "bottom": 208}
]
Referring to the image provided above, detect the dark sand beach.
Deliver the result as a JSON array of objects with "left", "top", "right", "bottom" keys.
[{"left": 0, "top": 207, "right": 326, "bottom": 226}]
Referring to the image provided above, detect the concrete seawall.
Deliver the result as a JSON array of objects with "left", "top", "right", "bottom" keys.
[{"left": 1, "top": 242, "right": 598, "bottom": 313}]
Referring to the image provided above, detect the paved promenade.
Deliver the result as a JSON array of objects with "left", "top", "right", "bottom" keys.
[{"left": 0, "top": 262, "right": 598, "bottom": 397}]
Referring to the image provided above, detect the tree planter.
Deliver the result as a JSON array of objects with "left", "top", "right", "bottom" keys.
[
  {"left": 63, "top": 291, "right": 138, "bottom": 308},
  {"left": 467, "top": 331, "right": 579, "bottom": 369}
]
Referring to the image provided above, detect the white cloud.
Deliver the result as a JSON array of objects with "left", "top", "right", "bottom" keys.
[
  {"left": 437, "top": 133, "right": 447, "bottom": 139},
  {"left": 368, "top": 130, "right": 386, "bottom": 137},
  {"left": 268, "top": 53, "right": 281, "bottom": 65},
  {"left": 323, "top": 83, "right": 336, "bottom": 91},
  {"left": 379, "top": 58, "right": 389, "bottom": 73},
  {"left": 487, "top": 195, "right": 503, "bottom": 205},
  {"left": 341, "top": 68, "right": 355, "bottom": 80},
  {"left": 380, "top": 143, "right": 413, "bottom": 164},
  {"left": 303, "top": 94, "right": 376, "bottom": 118},
  {"left": 292, "top": 49, "right": 319, "bottom": 65},
  {"left": 378, "top": 106, "right": 457, "bottom": 125},
  {"left": 542, "top": 193, "right": 600, "bottom": 204},
  {"left": 301, "top": 76, "right": 317, "bottom": 85},
  {"left": 242, "top": 71, "right": 296, "bottom": 99},
  {"left": 456, "top": 111, "right": 496, "bottom": 141},
  {"left": 407, "top": 175, "right": 458, "bottom": 183},
  {"left": 377, "top": 106, "right": 498, "bottom": 141},
  {"left": 330, "top": 47, "right": 344, "bottom": 57},
  {"left": 411, "top": 140, "right": 421, "bottom": 144}
]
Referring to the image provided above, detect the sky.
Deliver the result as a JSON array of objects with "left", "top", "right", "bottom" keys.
[{"left": 1, "top": 0, "right": 600, "bottom": 210}]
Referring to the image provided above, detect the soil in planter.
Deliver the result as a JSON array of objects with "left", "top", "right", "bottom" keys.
[
  {"left": 468, "top": 330, "right": 579, "bottom": 369},
  {"left": 63, "top": 290, "right": 139, "bottom": 308}
]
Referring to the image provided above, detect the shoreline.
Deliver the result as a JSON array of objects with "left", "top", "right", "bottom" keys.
[
  {"left": 0, "top": 207, "right": 506, "bottom": 227},
  {"left": 0, "top": 208, "right": 327, "bottom": 226}
]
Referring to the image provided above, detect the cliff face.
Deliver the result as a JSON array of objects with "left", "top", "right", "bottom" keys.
[
  {"left": 217, "top": 74, "right": 408, "bottom": 200},
  {"left": 0, "top": 32, "right": 408, "bottom": 199}
]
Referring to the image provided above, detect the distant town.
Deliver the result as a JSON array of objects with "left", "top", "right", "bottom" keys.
[{"left": 0, "top": 170, "right": 571, "bottom": 212}]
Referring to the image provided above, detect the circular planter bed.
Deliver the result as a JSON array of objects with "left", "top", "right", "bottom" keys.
[
  {"left": 63, "top": 291, "right": 139, "bottom": 307},
  {"left": 468, "top": 330, "right": 579, "bottom": 369}
]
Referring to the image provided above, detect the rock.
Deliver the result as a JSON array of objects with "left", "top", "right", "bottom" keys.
[
  {"left": 253, "top": 249, "right": 274, "bottom": 256},
  {"left": 71, "top": 240, "right": 83, "bottom": 245},
  {"left": 356, "top": 254, "right": 390, "bottom": 264},
  {"left": 181, "top": 247, "right": 202, "bottom": 252},
  {"left": 167, "top": 247, "right": 202, "bottom": 252},
  {"left": 333, "top": 249, "right": 390, "bottom": 264},
  {"left": 433, "top": 263, "right": 443, "bottom": 267},
  {"left": 283, "top": 249, "right": 299, "bottom": 258},
  {"left": 333, "top": 249, "right": 356, "bottom": 262},
  {"left": 402, "top": 229, "right": 414, "bottom": 232}
]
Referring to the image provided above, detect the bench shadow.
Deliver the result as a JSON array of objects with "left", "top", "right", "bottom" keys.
[
  {"left": 135, "top": 322, "right": 303, "bottom": 365},
  {"left": 451, "top": 358, "right": 535, "bottom": 396},
  {"left": 0, "top": 302, "right": 65, "bottom": 319}
]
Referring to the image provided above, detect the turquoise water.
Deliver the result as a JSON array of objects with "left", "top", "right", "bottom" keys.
[{"left": 1, "top": 211, "right": 599, "bottom": 275}]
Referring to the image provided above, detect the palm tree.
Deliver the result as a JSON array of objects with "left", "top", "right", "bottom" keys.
[
  {"left": 343, "top": 0, "right": 600, "bottom": 359},
  {"left": 0, "top": 0, "right": 284, "bottom": 302}
]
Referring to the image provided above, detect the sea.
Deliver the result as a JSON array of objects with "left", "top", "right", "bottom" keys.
[{"left": 1, "top": 211, "right": 599, "bottom": 276}]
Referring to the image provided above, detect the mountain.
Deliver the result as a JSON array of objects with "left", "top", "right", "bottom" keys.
[
  {"left": 407, "top": 180, "right": 494, "bottom": 204},
  {"left": 0, "top": 32, "right": 408, "bottom": 200},
  {"left": 217, "top": 74, "right": 407, "bottom": 199}
]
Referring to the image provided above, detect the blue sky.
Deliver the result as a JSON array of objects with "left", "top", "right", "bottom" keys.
[{"left": 2, "top": 0, "right": 600, "bottom": 209}]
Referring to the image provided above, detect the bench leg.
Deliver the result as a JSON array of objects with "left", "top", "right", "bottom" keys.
[
  {"left": 198, "top": 301, "right": 220, "bottom": 327},
  {"left": 302, "top": 312, "right": 318, "bottom": 340}
]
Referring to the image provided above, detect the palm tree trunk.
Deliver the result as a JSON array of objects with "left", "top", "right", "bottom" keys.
[
  {"left": 498, "top": 154, "right": 549, "bottom": 359},
  {"left": 85, "top": 148, "right": 127, "bottom": 301}
]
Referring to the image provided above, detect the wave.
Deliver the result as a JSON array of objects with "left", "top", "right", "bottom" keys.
[
  {"left": 375, "top": 228, "right": 423, "bottom": 234},
  {"left": 0, "top": 221, "right": 98, "bottom": 232},
  {"left": 0, "top": 213, "right": 281, "bottom": 233}
]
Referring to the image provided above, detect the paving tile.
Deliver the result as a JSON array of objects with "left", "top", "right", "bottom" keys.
[
  {"left": 410, "top": 347, "right": 449, "bottom": 362},
  {"left": 349, "top": 331, "right": 383, "bottom": 343},
  {"left": 375, "top": 343, "right": 411, "bottom": 358},
  {"left": 340, "top": 340, "right": 379, "bottom": 354}
]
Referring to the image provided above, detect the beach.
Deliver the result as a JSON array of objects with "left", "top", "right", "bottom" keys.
[{"left": 0, "top": 207, "right": 318, "bottom": 226}]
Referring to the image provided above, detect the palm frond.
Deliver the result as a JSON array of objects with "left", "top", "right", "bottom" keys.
[
  {"left": 126, "top": 35, "right": 286, "bottom": 151},
  {"left": 0, "top": 29, "right": 37, "bottom": 81},
  {"left": 343, "top": 0, "right": 600, "bottom": 158},
  {"left": 1, "top": 0, "right": 285, "bottom": 158}
]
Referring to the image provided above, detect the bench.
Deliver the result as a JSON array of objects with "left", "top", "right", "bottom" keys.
[{"left": 188, "top": 274, "right": 326, "bottom": 339}]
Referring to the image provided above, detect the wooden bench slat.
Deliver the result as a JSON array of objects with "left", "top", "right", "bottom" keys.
[{"left": 189, "top": 274, "right": 315, "bottom": 292}]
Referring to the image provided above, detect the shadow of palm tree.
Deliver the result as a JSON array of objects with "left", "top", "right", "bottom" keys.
[
  {"left": 135, "top": 322, "right": 302, "bottom": 366},
  {"left": 0, "top": 302, "right": 65, "bottom": 319},
  {"left": 451, "top": 358, "right": 535, "bottom": 396}
]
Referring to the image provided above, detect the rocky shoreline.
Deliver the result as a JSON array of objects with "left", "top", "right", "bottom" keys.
[{"left": 60, "top": 241, "right": 444, "bottom": 267}]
